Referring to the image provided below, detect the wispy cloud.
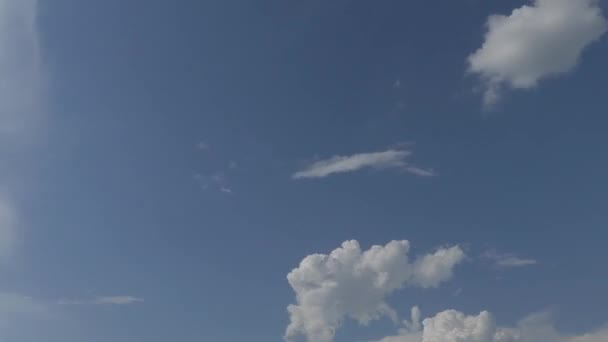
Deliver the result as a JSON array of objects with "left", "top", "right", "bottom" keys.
[
  {"left": 493, "top": 256, "right": 538, "bottom": 268},
  {"left": 0, "top": 3, "right": 55, "bottom": 338},
  {"left": 292, "top": 149, "right": 435, "bottom": 180},
  {"left": 195, "top": 173, "right": 233, "bottom": 194},
  {"left": 483, "top": 250, "right": 538, "bottom": 268},
  {"left": 58, "top": 296, "right": 143, "bottom": 306},
  {"left": 195, "top": 141, "right": 208, "bottom": 151},
  {"left": 219, "top": 187, "right": 233, "bottom": 194},
  {"left": 404, "top": 166, "right": 436, "bottom": 177},
  {"left": 193, "top": 142, "right": 237, "bottom": 194},
  {"left": 0, "top": 293, "right": 47, "bottom": 315}
]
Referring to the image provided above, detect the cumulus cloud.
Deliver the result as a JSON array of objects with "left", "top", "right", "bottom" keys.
[
  {"left": 375, "top": 309, "right": 507, "bottom": 342},
  {"left": 292, "top": 149, "right": 435, "bottom": 179},
  {"left": 58, "top": 296, "right": 144, "bottom": 306},
  {"left": 483, "top": 250, "right": 538, "bottom": 268},
  {"left": 468, "top": 0, "right": 607, "bottom": 107},
  {"left": 411, "top": 246, "right": 466, "bottom": 288},
  {"left": 284, "top": 240, "right": 465, "bottom": 342},
  {"left": 375, "top": 309, "right": 608, "bottom": 342}
]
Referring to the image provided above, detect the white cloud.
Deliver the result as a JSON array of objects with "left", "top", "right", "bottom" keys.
[
  {"left": 411, "top": 246, "right": 466, "bottom": 288},
  {"left": 58, "top": 296, "right": 143, "bottom": 306},
  {"left": 422, "top": 310, "right": 499, "bottom": 342},
  {"left": 468, "top": 0, "right": 607, "bottom": 106},
  {"left": 292, "top": 149, "right": 436, "bottom": 179},
  {"left": 483, "top": 250, "right": 538, "bottom": 268},
  {"left": 285, "top": 240, "right": 465, "bottom": 342},
  {"left": 375, "top": 309, "right": 608, "bottom": 342}
]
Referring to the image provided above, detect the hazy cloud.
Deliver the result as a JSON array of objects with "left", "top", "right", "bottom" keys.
[
  {"left": 0, "top": 0, "right": 43, "bottom": 261},
  {"left": 468, "top": 0, "right": 607, "bottom": 107},
  {"left": 195, "top": 142, "right": 208, "bottom": 151},
  {"left": 0, "top": 0, "right": 44, "bottom": 138},
  {"left": 483, "top": 250, "right": 538, "bottom": 268},
  {"left": 58, "top": 296, "right": 143, "bottom": 306},
  {"left": 0, "top": 293, "right": 46, "bottom": 316},
  {"left": 0, "top": 196, "right": 18, "bottom": 258}
]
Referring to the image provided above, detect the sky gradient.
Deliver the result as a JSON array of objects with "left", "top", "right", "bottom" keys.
[{"left": 1, "top": 0, "right": 608, "bottom": 341}]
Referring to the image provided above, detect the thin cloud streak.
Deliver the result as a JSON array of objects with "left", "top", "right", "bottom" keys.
[
  {"left": 293, "top": 149, "right": 435, "bottom": 179},
  {"left": 58, "top": 296, "right": 144, "bottom": 306},
  {"left": 494, "top": 256, "right": 538, "bottom": 268},
  {"left": 484, "top": 250, "right": 538, "bottom": 268}
]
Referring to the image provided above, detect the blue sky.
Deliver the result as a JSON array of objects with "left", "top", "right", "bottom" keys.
[{"left": 1, "top": 0, "right": 608, "bottom": 341}]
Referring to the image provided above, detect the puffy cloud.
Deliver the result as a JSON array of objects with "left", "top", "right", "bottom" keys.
[
  {"left": 421, "top": 310, "right": 502, "bottom": 342},
  {"left": 375, "top": 309, "right": 608, "bottom": 342},
  {"left": 292, "top": 149, "right": 435, "bottom": 179},
  {"left": 468, "top": 0, "right": 607, "bottom": 107},
  {"left": 284, "top": 240, "right": 465, "bottom": 342},
  {"left": 411, "top": 246, "right": 466, "bottom": 288}
]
